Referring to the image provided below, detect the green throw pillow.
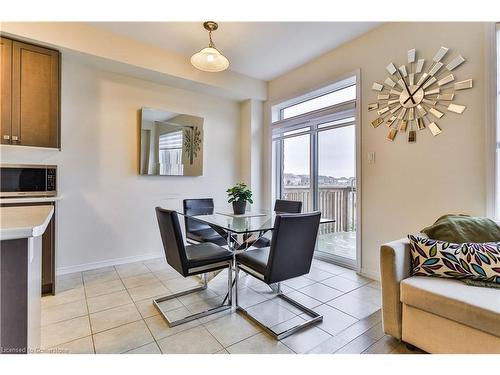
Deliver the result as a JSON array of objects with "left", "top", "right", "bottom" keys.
[
  {"left": 462, "top": 278, "right": 500, "bottom": 289},
  {"left": 421, "top": 214, "right": 500, "bottom": 243}
]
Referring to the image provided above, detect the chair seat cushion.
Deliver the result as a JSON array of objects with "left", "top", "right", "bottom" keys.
[
  {"left": 185, "top": 242, "right": 233, "bottom": 269},
  {"left": 251, "top": 236, "right": 271, "bottom": 248},
  {"left": 236, "top": 247, "right": 270, "bottom": 276},
  {"left": 187, "top": 228, "right": 226, "bottom": 246},
  {"left": 400, "top": 276, "right": 500, "bottom": 337}
]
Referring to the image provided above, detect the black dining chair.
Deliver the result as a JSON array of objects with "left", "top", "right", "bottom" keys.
[
  {"left": 154, "top": 207, "right": 233, "bottom": 327},
  {"left": 235, "top": 211, "right": 322, "bottom": 340},
  {"left": 274, "top": 199, "right": 303, "bottom": 214},
  {"left": 251, "top": 199, "right": 303, "bottom": 248},
  {"left": 183, "top": 198, "right": 227, "bottom": 246}
]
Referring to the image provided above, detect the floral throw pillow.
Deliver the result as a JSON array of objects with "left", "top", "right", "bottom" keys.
[{"left": 408, "top": 235, "right": 500, "bottom": 284}]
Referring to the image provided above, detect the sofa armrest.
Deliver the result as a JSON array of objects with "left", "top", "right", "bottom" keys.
[{"left": 380, "top": 238, "right": 412, "bottom": 340}]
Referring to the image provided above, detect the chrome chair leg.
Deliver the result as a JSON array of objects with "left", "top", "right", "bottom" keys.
[
  {"left": 234, "top": 265, "right": 239, "bottom": 307},
  {"left": 153, "top": 262, "right": 232, "bottom": 327},
  {"left": 235, "top": 264, "right": 323, "bottom": 340},
  {"left": 227, "top": 263, "right": 233, "bottom": 306},
  {"left": 269, "top": 282, "right": 281, "bottom": 293}
]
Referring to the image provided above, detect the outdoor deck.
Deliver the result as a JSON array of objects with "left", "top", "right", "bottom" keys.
[{"left": 283, "top": 186, "right": 357, "bottom": 260}]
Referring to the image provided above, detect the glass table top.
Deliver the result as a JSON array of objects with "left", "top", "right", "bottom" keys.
[{"left": 179, "top": 211, "right": 335, "bottom": 234}]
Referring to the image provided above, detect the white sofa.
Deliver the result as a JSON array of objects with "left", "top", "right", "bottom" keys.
[{"left": 380, "top": 237, "right": 500, "bottom": 354}]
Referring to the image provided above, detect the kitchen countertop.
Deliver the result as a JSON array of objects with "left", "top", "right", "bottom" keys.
[
  {"left": 0, "top": 205, "right": 54, "bottom": 240},
  {"left": 0, "top": 196, "right": 62, "bottom": 205}
]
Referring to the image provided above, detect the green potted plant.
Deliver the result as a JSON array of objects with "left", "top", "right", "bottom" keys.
[{"left": 227, "top": 183, "right": 253, "bottom": 215}]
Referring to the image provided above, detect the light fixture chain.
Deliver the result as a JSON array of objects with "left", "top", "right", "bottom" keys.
[{"left": 208, "top": 30, "right": 215, "bottom": 48}]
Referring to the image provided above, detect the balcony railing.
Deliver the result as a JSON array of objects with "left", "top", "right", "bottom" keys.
[{"left": 282, "top": 185, "right": 356, "bottom": 234}]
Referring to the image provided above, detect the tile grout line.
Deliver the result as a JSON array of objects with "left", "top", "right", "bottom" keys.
[
  {"left": 361, "top": 333, "right": 393, "bottom": 354},
  {"left": 172, "top": 271, "right": 292, "bottom": 353},
  {"left": 47, "top": 282, "right": 203, "bottom": 351},
  {"left": 47, "top": 265, "right": 168, "bottom": 352},
  {"left": 306, "top": 310, "right": 382, "bottom": 354},
  {"left": 230, "top": 274, "right": 320, "bottom": 353},
  {"left": 114, "top": 263, "right": 165, "bottom": 354},
  {"left": 173, "top": 272, "right": 237, "bottom": 354},
  {"left": 44, "top": 275, "right": 135, "bottom": 328},
  {"left": 81, "top": 271, "right": 97, "bottom": 354},
  {"left": 231, "top": 271, "right": 333, "bottom": 353},
  {"left": 91, "top": 264, "right": 233, "bottom": 352}
]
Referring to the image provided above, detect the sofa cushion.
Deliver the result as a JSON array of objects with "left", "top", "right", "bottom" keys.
[
  {"left": 421, "top": 214, "right": 500, "bottom": 243},
  {"left": 400, "top": 276, "right": 500, "bottom": 337},
  {"left": 408, "top": 235, "right": 500, "bottom": 284}
]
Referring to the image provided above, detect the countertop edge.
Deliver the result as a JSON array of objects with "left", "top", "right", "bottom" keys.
[
  {"left": 0, "top": 206, "right": 54, "bottom": 241},
  {"left": 0, "top": 196, "right": 62, "bottom": 204}
]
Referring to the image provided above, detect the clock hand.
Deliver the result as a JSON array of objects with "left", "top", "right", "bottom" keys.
[
  {"left": 397, "top": 70, "right": 416, "bottom": 105},
  {"left": 404, "top": 73, "right": 433, "bottom": 105}
]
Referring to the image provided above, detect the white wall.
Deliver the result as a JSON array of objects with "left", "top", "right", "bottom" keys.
[
  {"left": 266, "top": 22, "right": 492, "bottom": 279},
  {"left": 240, "top": 99, "right": 264, "bottom": 210},
  {"left": 1, "top": 54, "right": 241, "bottom": 274}
]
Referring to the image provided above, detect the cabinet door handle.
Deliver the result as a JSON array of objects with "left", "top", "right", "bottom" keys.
[
  {"left": 12, "top": 136, "right": 19, "bottom": 141},
  {"left": 3, "top": 135, "right": 10, "bottom": 140}
]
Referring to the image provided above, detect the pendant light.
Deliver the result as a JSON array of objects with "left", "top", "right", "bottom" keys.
[{"left": 190, "top": 21, "right": 229, "bottom": 72}]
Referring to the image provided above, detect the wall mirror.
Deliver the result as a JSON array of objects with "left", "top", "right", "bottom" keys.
[{"left": 140, "top": 108, "right": 204, "bottom": 176}]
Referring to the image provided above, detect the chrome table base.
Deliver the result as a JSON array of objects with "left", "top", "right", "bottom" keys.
[
  {"left": 156, "top": 232, "right": 323, "bottom": 340},
  {"left": 153, "top": 263, "right": 233, "bottom": 328},
  {"left": 234, "top": 264, "right": 323, "bottom": 340}
]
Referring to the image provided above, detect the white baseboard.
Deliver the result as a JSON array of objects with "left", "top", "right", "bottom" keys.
[
  {"left": 56, "top": 251, "right": 164, "bottom": 276},
  {"left": 359, "top": 268, "right": 380, "bottom": 281}
]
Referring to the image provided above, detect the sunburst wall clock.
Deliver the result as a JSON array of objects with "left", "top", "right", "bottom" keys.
[{"left": 368, "top": 46, "right": 473, "bottom": 143}]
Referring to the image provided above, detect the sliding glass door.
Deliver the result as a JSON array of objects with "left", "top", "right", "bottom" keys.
[
  {"left": 316, "top": 123, "right": 356, "bottom": 263},
  {"left": 271, "top": 75, "right": 359, "bottom": 268}
]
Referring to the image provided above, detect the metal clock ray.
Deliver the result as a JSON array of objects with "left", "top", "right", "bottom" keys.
[{"left": 368, "top": 46, "right": 472, "bottom": 143}]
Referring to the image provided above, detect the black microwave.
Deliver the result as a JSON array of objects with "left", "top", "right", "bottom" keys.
[{"left": 0, "top": 164, "right": 57, "bottom": 198}]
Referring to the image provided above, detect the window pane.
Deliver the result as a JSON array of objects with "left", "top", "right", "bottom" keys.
[
  {"left": 284, "top": 127, "right": 310, "bottom": 137},
  {"left": 272, "top": 140, "right": 278, "bottom": 205},
  {"left": 282, "top": 85, "right": 356, "bottom": 120},
  {"left": 316, "top": 125, "right": 356, "bottom": 260},
  {"left": 159, "top": 130, "right": 183, "bottom": 175},
  {"left": 318, "top": 116, "right": 355, "bottom": 129},
  {"left": 282, "top": 134, "right": 312, "bottom": 212}
]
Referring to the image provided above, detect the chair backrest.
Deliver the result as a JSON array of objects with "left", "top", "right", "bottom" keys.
[
  {"left": 183, "top": 198, "right": 214, "bottom": 233},
  {"left": 265, "top": 212, "right": 321, "bottom": 284},
  {"left": 155, "top": 207, "right": 188, "bottom": 276},
  {"left": 274, "top": 199, "right": 302, "bottom": 214}
]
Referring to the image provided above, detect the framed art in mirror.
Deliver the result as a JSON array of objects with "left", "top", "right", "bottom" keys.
[{"left": 140, "top": 107, "right": 204, "bottom": 176}]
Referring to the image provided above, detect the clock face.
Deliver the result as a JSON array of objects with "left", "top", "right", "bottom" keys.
[{"left": 368, "top": 46, "right": 473, "bottom": 143}]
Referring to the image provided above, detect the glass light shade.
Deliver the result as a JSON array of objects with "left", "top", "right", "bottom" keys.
[{"left": 190, "top": 47, "right": 229, "bottom": 72}]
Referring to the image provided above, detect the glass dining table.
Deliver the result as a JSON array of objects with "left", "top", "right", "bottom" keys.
[
  {"left": 178, "top": 210, "right": 336, "bottom": 253},
  {"left": 176, "top": 210, "right": 335, "bottom": 297}
]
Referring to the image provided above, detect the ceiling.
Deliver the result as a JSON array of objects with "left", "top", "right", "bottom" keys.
[{"left": 89, "top": 22, "right": 381, "bottom": 81}]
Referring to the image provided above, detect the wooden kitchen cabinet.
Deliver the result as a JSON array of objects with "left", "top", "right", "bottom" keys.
[
  {"left": 0, "top": 36, "right": 60, "bottom": 149},
  {"left": 1, "top": 37, "right": 12, "bottom": 145}
]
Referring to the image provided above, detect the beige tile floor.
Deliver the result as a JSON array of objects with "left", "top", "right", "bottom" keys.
[{"left": 40, "top": 258, "right": 425, "bottom": 354}]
